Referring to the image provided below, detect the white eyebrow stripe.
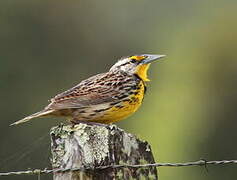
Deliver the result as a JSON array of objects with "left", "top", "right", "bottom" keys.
[
  {"left": 113, "top": 58, "right": 130, "bottom": 67},
  {"left": 117, "top": 59, "right": 129, "bottom": 66}
]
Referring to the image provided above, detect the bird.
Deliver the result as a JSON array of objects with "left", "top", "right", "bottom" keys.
[{"left": 10, "top": 54, "right": 165, "bottom": 126}]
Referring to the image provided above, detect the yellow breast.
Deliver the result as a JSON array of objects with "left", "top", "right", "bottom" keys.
[{"left": 92, "top": 81, "right": 145, "bottom": 124}]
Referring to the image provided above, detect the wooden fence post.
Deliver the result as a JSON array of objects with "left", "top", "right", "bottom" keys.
[{"left": 50, "top": 124, "right": 158, "bottom": 180}]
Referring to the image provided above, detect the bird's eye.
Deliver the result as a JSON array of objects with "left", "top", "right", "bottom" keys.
[{"left": 131, "top": 59, "right": 137, "bottom": 63}]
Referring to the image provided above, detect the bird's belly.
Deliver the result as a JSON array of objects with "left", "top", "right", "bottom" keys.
[
  {"left": 73, "top": 82, "right": 145, "bottom": 124},
  {"left": 97, "top": 97, "right": 143, "bottom": 123}
]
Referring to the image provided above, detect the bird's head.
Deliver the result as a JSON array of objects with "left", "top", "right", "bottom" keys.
[{"left": 110, "top": 54, "right": 165, "bottom": 81}]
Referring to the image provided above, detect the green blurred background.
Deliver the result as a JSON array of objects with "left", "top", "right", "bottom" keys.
[{"left": 0, "top": 0, "right": 237, "bottom": 179}]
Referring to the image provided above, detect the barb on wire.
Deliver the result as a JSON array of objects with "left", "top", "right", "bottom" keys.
[{"left": 0, "top": 159, "right": 237, "bottom": 176}]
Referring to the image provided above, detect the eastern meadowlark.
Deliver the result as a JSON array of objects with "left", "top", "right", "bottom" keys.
[{"left": 11, "top": 54, "right": 165, "bottom": 126}]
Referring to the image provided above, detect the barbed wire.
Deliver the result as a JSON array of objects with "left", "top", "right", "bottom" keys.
[{"left": 1, "top": 159, "right": 237, "bottom": 176}]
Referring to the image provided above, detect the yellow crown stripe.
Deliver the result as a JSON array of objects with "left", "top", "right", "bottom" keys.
[{"left": 130, "top": 55, "right": 146, "bottom": 61}]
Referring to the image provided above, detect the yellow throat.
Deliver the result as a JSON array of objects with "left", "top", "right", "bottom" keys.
[{"left": 135, "top": 64, "right": 151, "bottom": 82}]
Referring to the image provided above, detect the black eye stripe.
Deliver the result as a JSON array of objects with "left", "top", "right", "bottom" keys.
[
  {"left": 121, "top": 62, "right": 130, "bottom": 66},
  {"left": 119, "top": 59, "right": 137, "bottom": 67}
]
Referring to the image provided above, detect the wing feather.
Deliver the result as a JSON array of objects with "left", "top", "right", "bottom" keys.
[{"left": 47, "top": 72, "right": 131, "bottom": 110}]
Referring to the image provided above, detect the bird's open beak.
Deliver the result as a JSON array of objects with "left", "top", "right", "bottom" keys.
[{"left": 141, "top": 54, "right": 166, "bottom": 64}]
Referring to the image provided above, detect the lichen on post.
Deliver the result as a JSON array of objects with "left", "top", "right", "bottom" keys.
[{"left": 50, "top": 123, "right": 158, "bottom": 180}]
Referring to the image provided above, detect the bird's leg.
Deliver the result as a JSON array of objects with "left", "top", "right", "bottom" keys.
[
  {"left": 71, "top": 118, "right": 109, "bottom": 127},
  {"left": 81, "top": 121, "right": 110, "bottom": 127},
  {"left": 71, "top": 111, "right": 110, "bottom": 127}
]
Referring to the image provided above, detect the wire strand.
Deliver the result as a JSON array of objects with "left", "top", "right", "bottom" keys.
[{"left": 1, "top": 159, "right": 237, "bottom": 176}]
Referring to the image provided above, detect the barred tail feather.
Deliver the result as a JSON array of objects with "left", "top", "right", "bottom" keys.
[{"left": 10, "top": 110, "right": 54, "bottom": 126}]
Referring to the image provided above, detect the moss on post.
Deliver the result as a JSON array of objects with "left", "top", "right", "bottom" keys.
[{"left": 50, "top": 124, "right": 158, "bottom": 180}]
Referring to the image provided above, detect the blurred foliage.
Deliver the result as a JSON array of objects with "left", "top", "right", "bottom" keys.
[{"left": 0, "top": 0, "right": 237, "bottom": 180}]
